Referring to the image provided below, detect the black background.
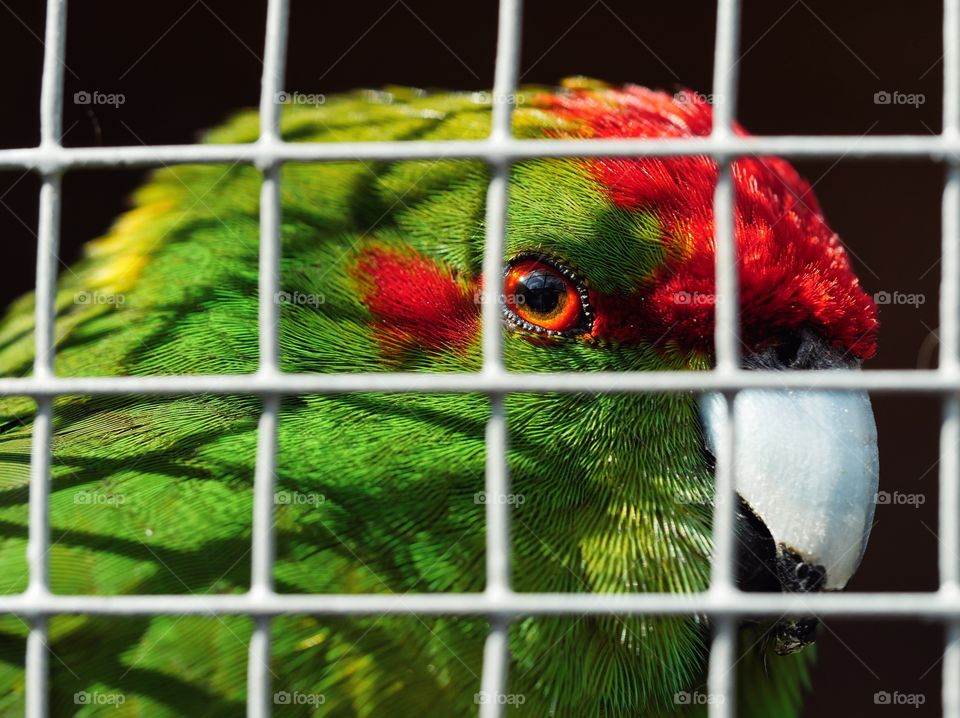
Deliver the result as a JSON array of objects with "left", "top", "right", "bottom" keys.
[{"left": 0, "top": 0, "right": 950, "bottom": 715}]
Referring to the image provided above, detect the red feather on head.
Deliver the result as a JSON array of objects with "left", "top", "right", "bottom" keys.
[{"left": 534, "top": 84, "right": 878, "bottom": 360}]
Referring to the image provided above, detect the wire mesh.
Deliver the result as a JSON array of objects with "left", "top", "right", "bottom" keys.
[{"left": 14, "top": 0, "right": 960, "bottom": 715}]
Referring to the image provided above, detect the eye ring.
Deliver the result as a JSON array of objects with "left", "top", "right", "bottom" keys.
[{"left": 501, "top": 253, "right": 593, "bottom": 337}]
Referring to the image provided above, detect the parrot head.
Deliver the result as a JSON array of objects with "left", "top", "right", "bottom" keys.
[{"left": 0, "top": 80, "right": 880, "bottom": 717}]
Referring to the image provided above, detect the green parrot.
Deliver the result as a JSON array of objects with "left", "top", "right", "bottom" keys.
[{"left": 0, "top": 78, "right": 880, "bottom": 716}]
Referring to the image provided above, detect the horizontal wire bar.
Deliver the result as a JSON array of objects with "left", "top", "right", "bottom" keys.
[
  {"left": 1, "top": 369, "right": 957, "bottom": 396},
  {"left": 1, "top": 134, "right": 959, "bottom": 171},
  {"left": 3, "top": 590, "right": 960, "bottom": 618}
]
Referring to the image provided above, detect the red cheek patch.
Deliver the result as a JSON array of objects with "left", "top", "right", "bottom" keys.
[{"left": 354, "top": 246, "right": 480, "bottom": 359}]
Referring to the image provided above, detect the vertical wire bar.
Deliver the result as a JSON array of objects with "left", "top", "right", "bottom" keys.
[
  {"left": 710, "top": 0, "right": 742, "bottom": 374},
  {"left": 27, "top": 1, "right": 68, "bottom": 716},
  {"left": 706, "top": 391, "right": 737, "bottom": 715},
  {"left": 710, "top": 0, "right": 741, "bottom": 144},
  {"left": 942, "top": 2, "right": 960, "bottom": 715},
  {"left": 258, "top": 0, "right": 290, "bottom": 144},
  {"left": 479, "top": 617, "right": 510, "bottom": 717},
  {"left": 39, "top": 0, "right": 67, "bottom": 150},
  {"left": 479, "top": 1, "right": 522, "bottom": 716},
  {"left": 25, "top": 398, "right": 52, "bottom": 718},
  {"left": 488, "top": 0, "right": 523, "bottom": 143},
  {"left": 943, "top": 0, "right": 960, "bottom": 383},
  {"left": 250, "top": 170, "right": 282, "bottom": 593},
  {"left": 480, "top": 172, "right": 510, "bottom": 717},
  {"left": 709, "top": 170, "right": 739, "bottom": 593},
  {"left": 947, "top": 622, "right": 960, "bottom": 718},
  {"left": 24, "top": 616, "right": 48, "bottom": 718},
  {"left": 248, "top": 1, "right": 290, "bottom": 716},
  {"left": 946, "top": 0, "right": 960, "bottom": 142},
  {"left": 942, "top": 379, "right": 960, "bottom": 587},
  {"left": 942, "top": 414, "right": 960, "bottom": 714},
  {"left": 708, "top": 0, "right": 741, "bottom": 716},
  {"left": 247, "top": 395, "right": 279, "bottom": 718},
  {"left": 707, "top": 615, "right": 737, "bottom": 716},
  {"left": 711, "top": 167, "right": 740, "bottom": 376},
  {"left": 483, "top": 168, "right": 512, "bottom": 594},
  {"left": 27, "top": 178, "right": 60, "bottom": 595},
  {"left": 941, "top": 166, "right": 960, "bottom": 718}
]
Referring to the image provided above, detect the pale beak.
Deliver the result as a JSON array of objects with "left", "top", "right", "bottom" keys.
[{"left": 699, "top": 387, "right": 879, "bottom": 592}]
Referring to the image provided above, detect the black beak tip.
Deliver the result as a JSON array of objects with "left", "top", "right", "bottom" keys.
[{"left": 735, "top": 496, "right": 828, "bottom": 655}]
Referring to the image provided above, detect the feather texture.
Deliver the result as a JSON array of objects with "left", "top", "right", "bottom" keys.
[{"left": 0, "top": 82, "right": 866, "bottom": 716}]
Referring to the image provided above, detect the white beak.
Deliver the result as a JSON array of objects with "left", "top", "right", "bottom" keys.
[{"left": 699, "top": 388, "right": 879, "bottom": 590}]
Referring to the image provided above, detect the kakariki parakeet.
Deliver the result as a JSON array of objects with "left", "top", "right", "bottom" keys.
[{"left": 0, "top": 79, "right": 879, "bottom": 717}]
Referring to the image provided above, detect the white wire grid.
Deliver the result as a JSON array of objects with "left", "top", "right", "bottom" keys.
[{"left": 3, "top": 0, "right": 960, "bottom": 716}]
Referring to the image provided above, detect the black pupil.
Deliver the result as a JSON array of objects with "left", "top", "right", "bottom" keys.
[{"left": 518, "top": 270, "right": 566, "bottom": 313}]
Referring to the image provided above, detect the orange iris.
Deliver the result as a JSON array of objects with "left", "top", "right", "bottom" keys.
[{"left": 503, "top": 258, "right": 586, "bottom": 334}]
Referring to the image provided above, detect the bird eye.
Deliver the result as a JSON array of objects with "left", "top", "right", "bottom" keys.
[{"left": 502, "top": 255, "right": 592, "bottom": 336}]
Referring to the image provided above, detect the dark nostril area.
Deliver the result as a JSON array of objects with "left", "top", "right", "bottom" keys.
[
  {"left": 773, "top": 331, "right": 805, "bottom": 367},
  {"left": 777, "top": 548, "right": 827, "bottom": 594}
]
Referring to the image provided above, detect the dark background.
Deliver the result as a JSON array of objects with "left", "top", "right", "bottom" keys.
[{"left": 0, "top": 0, "right": 949, "bottom": 714}]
